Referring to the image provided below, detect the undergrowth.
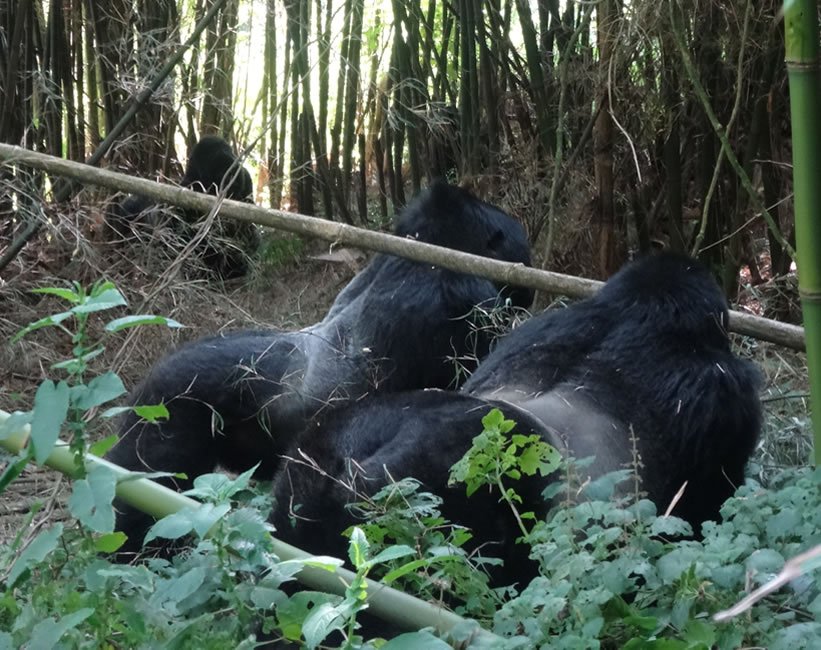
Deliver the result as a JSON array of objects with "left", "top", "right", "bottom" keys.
[{"left": 0, "top": 280, "right": 818, "bottom": 649}]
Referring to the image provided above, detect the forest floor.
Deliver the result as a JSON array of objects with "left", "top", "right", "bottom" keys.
[
  {"left": 0, "top": 219, "right": 360, "bottom": 546},
  {"left": 0, "top": 212, "right": 812, "bottom": 549}
]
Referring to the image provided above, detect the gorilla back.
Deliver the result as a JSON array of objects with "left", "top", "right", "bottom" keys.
[
  {"left": 463, "top": 252, "right": 762, "bottom": 529},
  {"left": 106, "top": 182, "right": 533, "bottom": 547},
  {"left": 272, "top": 253, "right": 761, "bottom": 585}
]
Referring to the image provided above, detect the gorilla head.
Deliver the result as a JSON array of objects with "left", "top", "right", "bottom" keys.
[{"left": 180, "top": 135, "right": 253, "bottom": 205}]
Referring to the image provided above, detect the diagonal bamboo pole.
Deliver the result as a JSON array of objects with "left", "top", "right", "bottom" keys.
[
  {"left": 0, "top": 143, "right": 806, "bottom": 351},
  {"left": 0, "top": 411, "right": 501, "bottom": 642}
]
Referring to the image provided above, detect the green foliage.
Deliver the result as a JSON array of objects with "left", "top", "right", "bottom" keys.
[
  {"left": 2, "top": 280, "right": 820, "bottom": 648},
  {"left": 258, "top": 234, "right": 305, "bottom": 267},
  {"left": 450, "top": 408, "right": 561, "bottom": 538},
  {"left": 489, "top": 467, "right": 821, "bottom": 649},
  {"left": 0, "top": 280, "right": 181, "bottom": 476}
]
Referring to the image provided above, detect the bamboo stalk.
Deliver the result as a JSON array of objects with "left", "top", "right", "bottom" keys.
[{"left": 785, "top": 0, "right": 821, "bottom": 464}]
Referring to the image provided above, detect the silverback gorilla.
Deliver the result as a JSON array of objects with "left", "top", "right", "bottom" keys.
[
  {"left": 106, "top": 181, "right": 533, "bottom": 549},
  {"left": 108, "top": 135, "right": 258, "bottom": 279},
  {"left": 271, "top": 253, "right": 762, "bottom": 584}
]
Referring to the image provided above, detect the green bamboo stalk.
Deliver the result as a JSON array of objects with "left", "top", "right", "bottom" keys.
[
  {"left": 785, "top": 0, "right": 821, "bottom": 465},
  {"left": 0, "top": 410, "right": 501, "bottom": 642}
]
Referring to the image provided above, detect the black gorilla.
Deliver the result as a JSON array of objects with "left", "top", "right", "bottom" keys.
[
  {"left": 271, "top": 253, "right": 762, "bottom": 585},
  {"left": 106, "top": 181, "right": 533, "bottom": 548},
  {"left": 107, "top": 135, "right": 258, "bottom": 279}
]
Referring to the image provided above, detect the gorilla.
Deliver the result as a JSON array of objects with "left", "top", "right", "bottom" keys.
[
  {"left": 106, "top": 181, "right": 534, "bottom": 549},
  {"left": 107, "top": 135, "right": 258, "bottom": 279},
  {"left": 271, "top": 253, "right": 762, "bottom": 586}
]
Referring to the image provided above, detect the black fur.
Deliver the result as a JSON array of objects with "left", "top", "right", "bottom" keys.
[
  {"left": 106, "top": 181, "right": 533, "bottom": 550},
  {"left": 271, "top": 253, "right": 762, "bottom": 586},
  {"left": 107, "top": 135, "right": 258, "bottom": 279}
]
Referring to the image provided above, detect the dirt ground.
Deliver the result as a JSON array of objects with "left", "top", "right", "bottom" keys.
[{"left": 0, "top": 219, "right": 362, "bottom": 546}]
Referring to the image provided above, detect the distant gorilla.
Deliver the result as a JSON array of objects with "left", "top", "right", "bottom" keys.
[
  {"left": 106, "top": 181, "right": 533, "bottom": 549},
  {"left": 107, "top": 135, "right": 258, "bottom": 279},
  {"left": 272, "top": 253, "right": 762, "bottom": 584}
]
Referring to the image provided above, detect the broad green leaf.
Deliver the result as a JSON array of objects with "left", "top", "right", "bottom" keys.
[
  {"left": 276, "top": 592, "right": 341, "bottom": 642},
  {"left": 149, "top": 566, "right": 206, "bottom": 610},
  {"left": 31, "top": 287, "right": 81, "bottom": 302},
  {"left": 68, "top": 465, "right": 117, "bottom": 532},
  {"left": 302, "top": 601, "right": 347, "bottom": 649},
  {"left": 144, "top": 503, "right": 229, "bottom": 544},
  {"left": 105, "top": 314, "right": 185, "bottom": 332},
  {"left": 300, "top": 556, "right": 345, "bottom": 571},
  {"left": 71, "top": 287, "right": 127, "bottom": 313},
  {"left": 10, "top": 312, "right": 73, "bottom": 344},
  {"left": 70, "top": 372, "right": 126, "bottom": 410},
  {"left": 89, "top": 434, "right": 118, "bottom": 457},
  {"left": 8, "top": 523, "right": 63, "bottom": 585},
  {"left": 28, "top": 608, "right": 93, "bottom": 650},
  {"left": 30, "top": 381, "right": 70, "bottom": 465},
  {"left": 369, "top": 544, "right": 415, "bottom": 565},
  {"left": 95, "top": 531, "right": 127, "bottom": 552},
  {"left": 349, "top": 527, "right": 370, "bottom": 568},
  {"left": 382, "top": 632, "right": 452, "bottom": 649},
  {"left": 133, "top": 403, "right": 169, "bottom": 422}
]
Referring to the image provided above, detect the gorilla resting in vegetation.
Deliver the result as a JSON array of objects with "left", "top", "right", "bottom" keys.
[
  {"left": 106, "top": 181, "right": 533, "bottom": 549},
  {"left": 271, "top": 253, "right": 763, "bottom": 585},
  {"left": 108, "top": 135, "right": 258, "bottom": 279}
]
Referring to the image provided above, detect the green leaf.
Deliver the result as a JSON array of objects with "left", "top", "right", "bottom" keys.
[
  {"left": 300, "top": 556, "right": 345, "bottom": 571},
  {"left": 185, "top": 464, "right": 259, "bottom": 501},
  {"left": 95, "top": 531, "right": 127, "bottom": 552},
  {"left": 10, "top": 312, "right": 73, "bottom": 344},
  {"left": 682, "top": 619, "right": 716, "bottom": 648},
  {"left": 149, "top": 567, "right": 206, "bottom": 610},
  {"left": 31, "top": 286, "right": 81, "bottom": 303},
  {"left": 276, "top": 592, "right": 342, "bottom": 643},
  {"left": 132, "top": 403, "right": 170, "bottom": 422},
  {"left": 89, "top": 434, "right": 119, "bottom": 457},
  {"left": 8, "top": 523, "right": 63, "bottom": 585},
  {"left": 381, "top": 632, "right": 452, "bottom": 649},
  {"left": 144, "top": 503, "right": 229, "bottom": 544},
  {"left": 481, "top": 408, "right": 505, "bottom": 431},
  {"left": 0, "top": 452, "right": 32, "bottom": 495},
  {"left": 52, "top": 346, "right": 105, "bottom": 371},
  {"left": 70, "top": 372, "right": 126, "bottom": 410},
  {"left": 104, "top": 314, "right": 185, "bottom": 332},
  {"left": 369, "top": 544, "right": 415, "bottom": 565},
  {"left": 381, "top": 558, "right": 431, "bottom": 584},
  {"left": 28, "top": 608, "right": 93, "bottom": 650},
  {"left": 302, "top": 601, "right": 347, "bottom": 649},
  {"left": 349, "top": 527, "right": 370, "bottom": 568},
  {"left": 71, "top": 287, "right": 127, "bottom": 313},
  {"left": 30, "top": 380, "right": 70, "bottom": 465},
  {"left": 518, "top": 439, "right": 561, "bottom": 476},
  {"left": 68, "top": 465, "right": 117, "bottom": 532}
]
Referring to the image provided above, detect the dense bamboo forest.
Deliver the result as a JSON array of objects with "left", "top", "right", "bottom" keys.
[
  {"left": 0, "top": 0, "right": 797, "bottom": 293},
  {"left": 2, "top": 2, "right": 820, "bottom": 647}
]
